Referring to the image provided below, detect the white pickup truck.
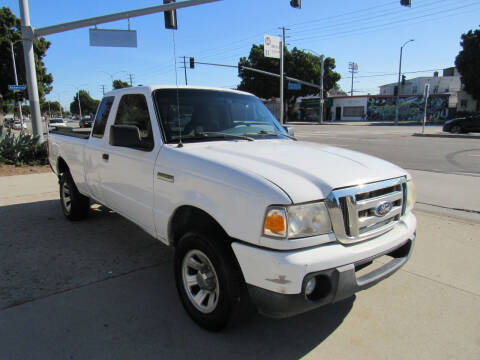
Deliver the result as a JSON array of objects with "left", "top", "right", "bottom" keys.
[{"left": 48, "top": 86, "right": 416, "bottom": 331}]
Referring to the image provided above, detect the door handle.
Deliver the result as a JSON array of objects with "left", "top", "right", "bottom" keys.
[{"left": 102, "top": 153, "right": 109, "bottom": 160}]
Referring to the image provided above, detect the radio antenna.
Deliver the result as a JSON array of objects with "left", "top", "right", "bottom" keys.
[{"left": 172, "top": 30, "right": 183, "bottom": 147}]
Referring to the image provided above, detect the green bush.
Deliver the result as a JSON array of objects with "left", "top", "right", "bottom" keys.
[{"left": 0, "top": 128, "right": 48, "bottom": 166}]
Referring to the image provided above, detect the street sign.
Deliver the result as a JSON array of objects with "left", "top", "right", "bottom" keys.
[
  {"left": 264, "top": 35, "right": 281, "bottom": 59},
  {"left": 288, "top": 82, "right": 301, "bottom": 90},
  {"left": 8, "top": 85, "right": 27, "bottom": 91},
  {"left": 89, "top": 28, "right": 137, "bottom": 48}
]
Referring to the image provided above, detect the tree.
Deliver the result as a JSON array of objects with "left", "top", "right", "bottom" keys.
[
  {"left": 112, "top": 79, "right": 130, "bottom": 89},
  {"left": 455, "top": 29, "right": 480, "bottom": 102},
  {"left": 0, "top": 7, "right": 53, "bottom": 105},
  {"left": 455, "top": 28, "right": 480, "bottom": 103},
  {"left": 70, "top": 90, "right": 100, "bottom": 117},
  {"left": 237, "top": 44, "right": 341, "bottom": 102},
  {"left": 40, "top": 101, "right": 62, "bottom": 116}
]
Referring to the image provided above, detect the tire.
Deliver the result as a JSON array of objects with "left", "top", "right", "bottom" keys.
[
  {"left": 450, "top": 125, "right": 463, "bottom": 134},
  {"left": 59, "top": 172, "right": 90, "bottom": 221},
  {"left": 174, "top": 230, "right": 250, "bottom": 331}
]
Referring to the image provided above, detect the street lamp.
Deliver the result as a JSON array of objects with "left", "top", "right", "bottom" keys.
[
  {"left": 67, "top": 84, "right": 88, "bottom": 119},
  {"left": 303, "top": 48, "right": 325, "bottom": 124},
  {"left": 9, "top": 40, "right": 24, "bottom": 128},
  {"left": 394, "top": 39, "right": 414, "bottom": 125}
]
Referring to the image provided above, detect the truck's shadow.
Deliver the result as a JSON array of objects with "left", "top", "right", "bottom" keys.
[{"left": 0, "top": 199, "right": 354, "bottom": 359}]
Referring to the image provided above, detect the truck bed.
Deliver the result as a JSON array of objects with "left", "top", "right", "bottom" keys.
[{"left": 49, "top": 127, "right": 90, "bottom": 140}]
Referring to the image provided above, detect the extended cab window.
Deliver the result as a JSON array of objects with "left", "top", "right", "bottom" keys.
[
  {"left": 113, "top": 94, "right": 154, "bottom": 150},
  {"left": 92, "top": 96, "right": 114, "bottom": 138}
]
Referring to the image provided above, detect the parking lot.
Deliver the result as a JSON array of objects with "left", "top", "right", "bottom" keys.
[{"left": 1, "top": 125, "right": 479, "bottom": 359}]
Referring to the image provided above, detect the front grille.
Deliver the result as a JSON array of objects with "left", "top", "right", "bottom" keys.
[{"left": 325, "top": 177, "right": 406, "bottom": 244}]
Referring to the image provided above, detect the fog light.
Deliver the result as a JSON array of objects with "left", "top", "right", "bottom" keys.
[{"left": 305, "top": 277, "right": 316, "bottom": 296}]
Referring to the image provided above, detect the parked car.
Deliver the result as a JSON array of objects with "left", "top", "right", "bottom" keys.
[
  {"left": 79, "top": 117, "right": 93, "bottom": 128},
  {"left": 48, "top": 86, "right": 417, "bottom": 331},
  {"left": 12, "top": 120, "right": 27, "bottom": 130},
  {"left": 48, "top": 118, "right": 67, "bottom": 129},
  {"left": 443, "top": 114, "right": 480, "bottom": 133}
]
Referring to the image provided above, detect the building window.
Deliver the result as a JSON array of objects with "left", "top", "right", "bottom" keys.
[
  {"left": 412, "top": 86, "right": 417, "bottom": 94},
  {"left": 461, "top": 99, "right": 468, "bottom": 108},
  {"left": 343, "top": 106, "right": 364, "bottom": 117}
]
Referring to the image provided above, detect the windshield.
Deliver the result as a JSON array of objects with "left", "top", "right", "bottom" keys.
[
  {"left": 153, "top": 89, "right": 287, "bottom": 143},
  {"left": 50, "top": 119, "right": 63, "bottom": 123}
]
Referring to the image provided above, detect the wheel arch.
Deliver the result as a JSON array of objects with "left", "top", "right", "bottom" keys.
[
  {"left": 57, "top": 156, "right": 69, "bottom": 175},
  {"left": 168, "top": 205, "right": 230, "bottom": 247}
]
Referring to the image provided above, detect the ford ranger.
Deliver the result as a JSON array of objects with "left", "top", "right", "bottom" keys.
[{"left": 48, "top": 86, "right": 417, "bottom": 331}]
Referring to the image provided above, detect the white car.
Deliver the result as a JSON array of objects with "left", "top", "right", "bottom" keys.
[
  {"left": 48, "top": 118, "right": 67, "bottom": 129},
  {"left": 12, "top": 120, "right": 27, "bottom": 130},
  {"left": 47, "top": 86, "right": 417, "bottom": 331}
]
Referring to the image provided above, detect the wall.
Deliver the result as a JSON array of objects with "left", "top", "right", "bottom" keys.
[
  {"left": 330, "top": 97, "right": 368, "bottom": 121},
  {"left": 380, "top": 76, "right": 462, "bottom": 96},
  {"left": 367, "top": 95, "right": 450, "bottom": 122}
]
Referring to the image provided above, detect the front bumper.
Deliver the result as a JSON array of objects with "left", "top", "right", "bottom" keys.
[
  {"left": 232, "top": 212, "right": 416, "bottom": 318},
  {"left": 248, "top": 236, "right": 414, "bottom": 318}
]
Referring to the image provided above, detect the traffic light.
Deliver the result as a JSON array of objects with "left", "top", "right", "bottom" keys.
[
  {"left": 401, "top": 75, "right": 406, "bottom": 85},
  {"left": 189, "top": 57, "right": 194, "bottom": 69},
  {"left": 14, "top": 92, "right": 24, "bottom": 102},
  {"left": 163, "top": 0, "right": 178, "bottom": 29},
  {"left": 400, "top": 0, "right": 411, "bottom": 7},
  {"left": 290, "top": 0, "right": 301, "bottom": 9}
]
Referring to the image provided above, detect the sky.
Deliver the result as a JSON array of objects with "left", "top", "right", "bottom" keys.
[{"left": 3, "top": 0, "right": 480, "bottom": 109}]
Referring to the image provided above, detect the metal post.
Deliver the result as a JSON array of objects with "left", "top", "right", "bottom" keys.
[
  {"left": 319, "top": 55, "right": 324, "bottom": 124},
  {"left": 350, "top": 67, "right": 354, "bottom": 96},
  {"left": 19, "top": 0, "right": 43, "bottom": 141},
  {"left": 183, "top": 56, "right": 188, "bottom": 85},
  {"left": 280, "top": 39, "right": 284, "bottom": 124},
  {"left": 422, "top": 83, "right": 430, "bottom": 134},
  {"left": 10, "top": 41, "right": 24, "bottom": 127}
]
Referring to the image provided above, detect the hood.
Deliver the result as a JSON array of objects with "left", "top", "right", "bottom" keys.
[{"left": 180, "top": 140, "right": 408, "bottom": 203}]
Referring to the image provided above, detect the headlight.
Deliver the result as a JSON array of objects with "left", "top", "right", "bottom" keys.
[
  {"left": 405, "top": 180, "right": 416, "bottom": 213},
  {"left": 263, "top": 202, "right": 332, "bottom": 239}
]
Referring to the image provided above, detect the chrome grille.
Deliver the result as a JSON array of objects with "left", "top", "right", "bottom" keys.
[{"left": 325, "top": 177, "right": 406, "bottom": 244}]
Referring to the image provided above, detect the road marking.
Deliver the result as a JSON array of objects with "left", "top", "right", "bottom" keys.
[{"left": 467, "top": 154, "right": 480, "bottom": 157}]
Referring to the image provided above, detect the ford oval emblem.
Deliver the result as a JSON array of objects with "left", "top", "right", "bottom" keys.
[{"left": 374, "top": 201, "right": 393, "bottom": 217}]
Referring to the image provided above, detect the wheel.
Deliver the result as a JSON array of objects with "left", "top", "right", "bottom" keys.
[
  {"left": 450, "top": 125, "right": 463, "bottom": 134},
  {"left": 59, "top": 172, "right": 90, "bottom": 221},
  {"left": 174, "top": 230, "right": 250, "bottom": 331}
]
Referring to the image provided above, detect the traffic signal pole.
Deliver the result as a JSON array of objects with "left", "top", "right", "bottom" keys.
[
  {"left": 319, "top": 55, "right": 324, "bottom": 124},
  {"left": 18, "top": 0, "right": 221, "bottom": 141},
  {"left": 19, "top": 0, "right": 43, "bottom": 140}
]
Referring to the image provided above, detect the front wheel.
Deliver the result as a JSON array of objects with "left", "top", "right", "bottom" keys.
[
  {"left": 174, "top": 231, "right": 250, "bottom": 331},
  {"left": 450, "top": 125, "right": 463, "bottom": 134}
]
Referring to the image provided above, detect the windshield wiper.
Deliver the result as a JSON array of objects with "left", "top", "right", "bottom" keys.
[
  {"left": 244, "top": 130, "right": 297, "bottom": 141},
  {"left": 183, "top": 132, "right": 254, "bottom": 142}
]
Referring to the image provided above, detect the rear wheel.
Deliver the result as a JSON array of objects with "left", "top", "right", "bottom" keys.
[
  {"left": 59, "top": 172, "right": 90, "bottom": 221},
  {"left": 174, "top": 230, "right": 250, "bottom": 331}
]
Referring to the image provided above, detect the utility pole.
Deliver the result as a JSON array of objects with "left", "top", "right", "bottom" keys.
[
  {"left": 348, "top": 62, "right": 358, "bottom": 96},
  {"left": 100, "top": 84, "right": 106, "bottom": 95},
  {"left": 182, "top": 56, "right": 188, "bottom": 85},
  {"left": 9, "top": 41, "right": 24, "bottom": 126},
  {"left": 319, "top": 55, "right": 324, "bottom": 124},
  {"left": 19, "top": 0, "right": 43, "bottom": 141},
  {"left": 128, "top": 73, "right": 134, "bottom": 86},
  {"left": 394, "top": 39, "right": 414, "bottom": 125},
  {"left": 279, "top": 27, "right": 289, "bottom": 124}
]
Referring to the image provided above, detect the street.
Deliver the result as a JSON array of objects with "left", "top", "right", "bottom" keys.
[{"left": 1, "top": 125, "right": 479, "bottom": 359}]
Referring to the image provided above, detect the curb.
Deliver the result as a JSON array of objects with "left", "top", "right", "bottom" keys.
[{"left": 412, "top": 133, "right": 480, "bottom": 140}]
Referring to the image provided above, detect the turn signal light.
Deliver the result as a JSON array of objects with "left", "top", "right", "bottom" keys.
[{"left": 264, "top": 208, "right": 287, "bottom": 237}]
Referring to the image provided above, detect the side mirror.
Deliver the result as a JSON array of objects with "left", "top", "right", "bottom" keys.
[
  {"left": 110, "top": 125, "right": 142, "bottom": 148},
  {"left": 283, "top": 125, "right": 294, "bottom": 137}
]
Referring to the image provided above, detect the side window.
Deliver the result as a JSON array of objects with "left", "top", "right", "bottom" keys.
[
  {"left": 113, "top": 94, "right": 154, "bottom": 150},
  {"left": 92, "top": 96, "right": 114, "bottom": 138}
]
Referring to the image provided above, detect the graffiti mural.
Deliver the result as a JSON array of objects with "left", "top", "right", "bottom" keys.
[{"left": 367, "top": 95, "right": 449, "bottom": 121}]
